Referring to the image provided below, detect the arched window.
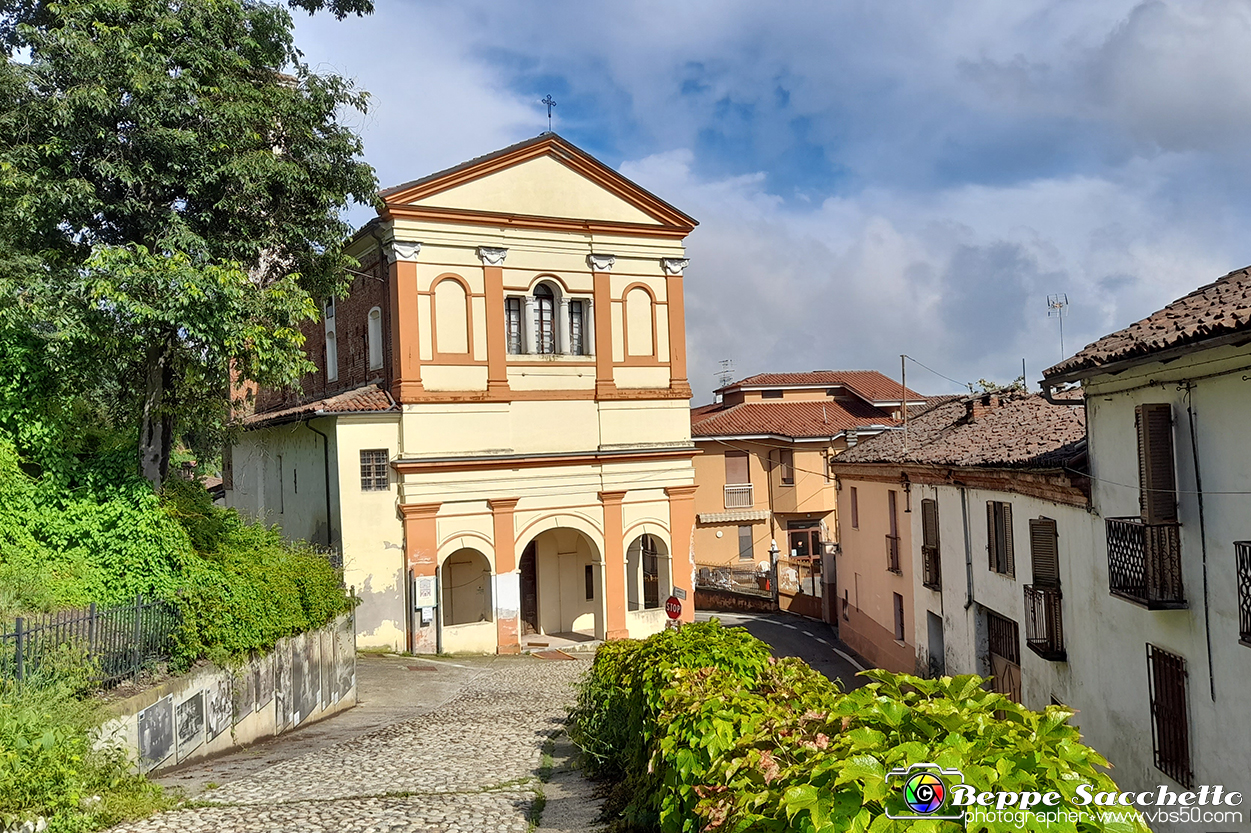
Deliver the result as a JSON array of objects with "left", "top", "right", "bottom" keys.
[
  {"left": 534, "top": 284, "right": 555, "bottom": 354},
  {"left": 441, "top": 548, "right": 493, "bottom": 625},
  {"left": 367, "top": 307, "right": 383, "bottom": 370},
  {"left": 324, "top": 298, "right": 338, "bottom": 382}
]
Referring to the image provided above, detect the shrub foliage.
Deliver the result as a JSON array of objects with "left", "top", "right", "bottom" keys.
[{"left": 571, "top": 623, "right": 1149, "bottom": 833}]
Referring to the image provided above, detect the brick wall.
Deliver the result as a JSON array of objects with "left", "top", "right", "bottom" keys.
[{"left": 255, "top": 247, "right": 392, "bottom": 413}]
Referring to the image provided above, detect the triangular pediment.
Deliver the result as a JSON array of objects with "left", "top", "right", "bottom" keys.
[{"left": 379, "top": 134, "right": 696, "bottom": 234}]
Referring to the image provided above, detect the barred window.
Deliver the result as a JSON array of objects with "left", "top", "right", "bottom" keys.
[
  {"left": 1147, "top": 644, "right": 1192, "bottom": 787},
  {"left": 569, "top": 299, "right": 585, "bottom": 355},
  {"left": 534, "top": 284, "right": 555, "bottom": 354},
  {"left": 360, "top": 449, "right": 389, "bottom": 491}
]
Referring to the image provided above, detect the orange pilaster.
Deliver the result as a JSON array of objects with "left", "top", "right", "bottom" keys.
[
  {"left": 665, "top": 273, "right": 688, "bottom": 390},
  {"left": 399, "top": 502, "right": 440, "bottom": 653},
  {"left": 599, "top": 490, "right": 629, "bottom": 639},
  {"left": 489, "top": 497, "right": 521, "bottom": 654},
  {"left": 665, "top": 485, "right": 698, "bottom": 623},
  {"left": 389, "top": 256, "right": 424, "bottom": 401},
  {"left": 483, "top": 265, "right": 510, "bottom": 397},
  {"left": 593, "top": 270, "right": 617, "bottom": 398}
]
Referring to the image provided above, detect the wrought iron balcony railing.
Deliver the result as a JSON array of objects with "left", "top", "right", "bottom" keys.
[
  {"left": 922, "top": 545, "right": 941, "bottom": 590},
  {"left": 723, "top": 483, "right": 754, "bottom": 509},
  {"left": 1106, "top": 517, "right": 1186, "bottom": 609},
  {"left": 886, "top": 534, "right": 901, "bottom": 574},
  {"left": 1024, "top": 584, "right": 1065, "bottom": 661},
  {"left": 1236, "top": 541, "right": 1251, "bottom": 648}
]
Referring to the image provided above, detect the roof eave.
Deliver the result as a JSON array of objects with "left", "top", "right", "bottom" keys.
[{"left": 1043, "top": 328, "right": 1251, "bottom": 386}]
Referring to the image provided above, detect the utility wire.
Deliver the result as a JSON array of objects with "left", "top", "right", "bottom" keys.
[{"left": 902, "top": 354, "right": 973, "bottom": 393}]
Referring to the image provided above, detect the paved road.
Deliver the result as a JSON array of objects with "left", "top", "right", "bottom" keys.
[
  {"left": 114, "top": 655, "right": 595, "bottom": 833},
  {"left": 696, "top": 610, "right": 870, "bottom": 689}
]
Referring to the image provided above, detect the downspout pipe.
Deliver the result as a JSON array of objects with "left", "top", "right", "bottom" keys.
[
  {"left": 1183, "top": 383, "right": 1216, "bottom": 702},
  {"left": 304, "top": 420, "right": 335, "bottom": 551},
  {"left": 959, "top": 485, "right": 974, "bottom": 611}
]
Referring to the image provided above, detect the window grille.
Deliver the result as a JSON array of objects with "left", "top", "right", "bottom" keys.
[
  {"left": 505, "top": 297, "right": 522, "bottom": 354},
  {"left": 569, "top": 299, "right": 584, "bottom": 355},
  {"left": 1146, "top": 644, "right": 1192, "bottom": 787},
  {"left": 359, "top": 449, "right": 389, "bottom": 491}
]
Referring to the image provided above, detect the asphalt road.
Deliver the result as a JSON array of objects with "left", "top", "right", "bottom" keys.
[{"left": 695, "top": 610, "right": 870, "bottom": 689}]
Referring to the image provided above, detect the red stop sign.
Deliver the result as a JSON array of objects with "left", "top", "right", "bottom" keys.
[{"left": 665, "top": 596, "right": 682, "bottom": 619}]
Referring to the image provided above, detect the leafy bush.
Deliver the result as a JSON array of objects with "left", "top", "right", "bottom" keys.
[
  {"left": 0, "top": 679, "right": 170, "bottom": 833},
  {"left": 572, "top": 627, "right": 1149, "bottom": 833}
]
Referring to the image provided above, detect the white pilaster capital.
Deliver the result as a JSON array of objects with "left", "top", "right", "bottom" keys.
[
  {"left": 523, "top": 296, "right": 538, "bottom": 310},
  {"left": 587, "top": 253, "right": 616, "bottom": 272},
  {"left": 386, "top": 240, "right": 422, "bottom": 263},
  {"left": 660, "top": 257, "right": 690, "bottom": 276},
  {"left": 477, "top": 246, "right": 508, "bottom": 266}
]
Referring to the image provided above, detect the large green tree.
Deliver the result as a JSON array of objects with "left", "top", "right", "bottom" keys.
[{"left": 0, "top": 0, "right": 377, "bottom": 487}]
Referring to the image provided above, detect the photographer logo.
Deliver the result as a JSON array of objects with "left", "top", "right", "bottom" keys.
[{"left": 885, "top": 763, "right": 966, "bottom": 821}]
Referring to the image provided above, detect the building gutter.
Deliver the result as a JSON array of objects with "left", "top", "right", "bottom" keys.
[
  {"left": 1182, "top": 383, "right": 1216, "bottom": 702},
  {"left": 304, "top": 420, "right": 335, "bottom": 551}
]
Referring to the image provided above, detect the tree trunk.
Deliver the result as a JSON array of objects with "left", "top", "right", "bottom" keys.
[{"left": 139, "top": 341, "right": 170, "bottom": 489}]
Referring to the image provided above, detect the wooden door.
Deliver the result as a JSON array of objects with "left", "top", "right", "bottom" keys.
[{"left": 520, "top": 543, "right": 538, "bottom": 635}]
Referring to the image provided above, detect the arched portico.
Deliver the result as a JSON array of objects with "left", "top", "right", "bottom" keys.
[
  {"left": 517, "top": 527, "right": 605, "bottom": 646},
  {"left": 439, "top": 547, "right": 496, "bottom": 653}
]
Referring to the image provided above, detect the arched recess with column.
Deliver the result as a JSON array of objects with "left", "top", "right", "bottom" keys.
[
  {"left": 514, "top": 518, "right": 605, "bottom": 643},
  {"left": 625, "top": 532, "right": 671, "bottom": 612}
]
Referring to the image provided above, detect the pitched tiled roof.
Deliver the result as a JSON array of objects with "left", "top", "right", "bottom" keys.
[
  {"left": 1044, "top": 266, "right": 1251, "bottom": 380},
  {"left": 691, "top": 398, "right": 899, "bottom": 440},
  {"left": 243, "top": 384, "right": 398, "bottom": 429},
  {"left": 832, "top": 392, "right": 1085, "bottom": 469},
  {"left": 720, "top": 370, "right": 926, "bottom": 403}
]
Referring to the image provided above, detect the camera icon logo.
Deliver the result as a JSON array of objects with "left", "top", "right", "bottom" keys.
[{"left": 885, "top": 763, "right": 966, "bottom": 821}]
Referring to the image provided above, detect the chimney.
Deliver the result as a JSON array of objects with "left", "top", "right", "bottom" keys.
[{"left": 967, "top": 393, "right": 1000, "bottom": 421}]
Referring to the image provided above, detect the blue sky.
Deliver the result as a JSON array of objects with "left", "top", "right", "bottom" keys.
[{"left": 296, "top": 0, "right": 1251, "bottom": 401}]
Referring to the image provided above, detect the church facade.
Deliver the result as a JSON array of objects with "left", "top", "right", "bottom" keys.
[{"left": 226, "top": 133, "right": 699, "bottom": 653}]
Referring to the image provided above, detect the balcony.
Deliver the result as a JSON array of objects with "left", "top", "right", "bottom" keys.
[
  {"left": 1106, "top": 517, "right": 1186, "bottom": 609},
  {"left": 886, "top": 534, "right": 901, "bottom": 574},
  {"left": 1236, "top": 542, "right": 1251, "bottom": 648},
  {"left": 922, "top": 545, "right": 941, "bottom": 590},
  {"left": 723, "top": 483, "right": 754, "bottom": 509},
  {"left": 1024, "top": 584, "right": 1066, "bottom": 661}
]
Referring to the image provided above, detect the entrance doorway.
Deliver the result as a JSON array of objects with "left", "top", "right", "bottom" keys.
[
  {"left": 520, "top": 542, "right": 538, "bottom": 635},
  {"left": 986, "top": 609, "right": 1021, "bottom": 703}
]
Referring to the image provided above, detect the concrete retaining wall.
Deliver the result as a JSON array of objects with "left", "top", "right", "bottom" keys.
[
  {"left": 99, "top": 613, "right": 356, "bottom": 773},
  {"left": 694, "top": 587, "right": 776, "bottom": 614}
]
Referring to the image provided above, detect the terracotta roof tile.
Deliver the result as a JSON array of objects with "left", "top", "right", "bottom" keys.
[
  {"left": 720, "top": 370, "right": 926, "bottom": 403},
  {"left": 243, "top": 384, "right": 398, "bottom": 429},
  {"left": 833, "top": 392, "right": 1085, "bottom": 469},
  {"left": 1044, "top": 266, "right": 1251, "bottom": 379},
  {"left": 691, "top": 399, "right": 899, "bottom": 439}
]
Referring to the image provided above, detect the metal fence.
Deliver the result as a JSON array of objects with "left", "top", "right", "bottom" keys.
[
  {"left": 1, "top": 595, "right": 179, "bottom": 688},
  {"left": 694, "top": 562, "right": 773, "bottom": 598}
]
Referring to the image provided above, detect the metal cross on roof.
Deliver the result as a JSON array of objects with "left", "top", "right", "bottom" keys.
[{"left": 541, "top": 94, "right": 556, "bottom": 132}]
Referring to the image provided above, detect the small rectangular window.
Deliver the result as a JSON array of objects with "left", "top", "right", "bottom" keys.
[
  {"left": 505, "top": 297, "right": 523, "bottom": 354},
  {"left": 779, "top": 449, "right": 794, "bottom": 485},
  {"left": 585, "top": 564, "right": 594, "bottom": 600},
  {"left": 738, "top": 525, "right": 754, "bottom": 561},
  {"left": 762, "top": 389, "right": 783, "bottom": 399},
  {"left": 277, "top": 455, "right": 284, "bottom": 514},
  {"left": 850, "top": 486, "right": 859, "bottom": 529},
  {"left": 569, "top": 299, "right": 585, "bottom": 356},
  {"left": 360, "top": 449, "right": 389, "bottom": 491},
  {"left": 893, "top": 593, "right": 905, "bottom": 641}
]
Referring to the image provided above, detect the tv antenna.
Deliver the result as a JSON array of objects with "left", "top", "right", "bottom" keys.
[
  {"left": 716, "top": 359, "right": 736, "bottom": 389},
  {"left": 1047, "top": 293, "right": 1069, "bottom": 359},
  {"left": 540, "top": 95, "right": 556, "bottom": 133}
]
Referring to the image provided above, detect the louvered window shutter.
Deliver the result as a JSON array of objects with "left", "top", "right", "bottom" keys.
[
  {"left": 1136, "top": 404, "right": 1178, "bottom": 524},
  {"left": 921, "top": 499, "right": 939, "bottom": 550},
  {"left": 987, "top": 501, "right": 997, "bottom": 571},
  {"left": 1030, "top": 518, "right": 1059, "bottom": 586},
  {"left": 1002, "top": 503, "right": 1015, "bottom": 575}
]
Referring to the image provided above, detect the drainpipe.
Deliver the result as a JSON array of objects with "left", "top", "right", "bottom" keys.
[
  {"left": 1182, "top": 383, "right": 1216, "bottom": 702},
  {"left": 959, "top": 485, "right": 974, "bottom": 610},
  {"left": 304, "top": 420, "right": 335, "bottom": 550}
]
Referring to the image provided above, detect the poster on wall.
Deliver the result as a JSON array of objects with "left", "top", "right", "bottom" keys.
[
  {"left": 175, "top": 691, "right": 205, "bottom": 761},
  {"left": 205, "top": 677, "right": 232, "bottom": 742},
  {"left": 323, "top": 628, "right": 337, "bottom": 706},
  {"left": 138, "top": 696, "right": 174, "bottom": 770},
  {"left": 335, "top": 615, "right": 355, "bottom": 696},
  {"left": 275, "top": 638, "right": 292, "bottom": 732},
  {"left": 307, "top": 631, "right": 321, "bottom": 716},
  {"left": 232, "top": 661, "right": 256, "bottom": 722},
  {"left": 254, "top": 649, "right": 274, "bottom": 712}
]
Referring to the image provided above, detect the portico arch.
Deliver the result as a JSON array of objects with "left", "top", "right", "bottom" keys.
[{"left": 516, "top": 526, "right": 604, "bottom": 643}]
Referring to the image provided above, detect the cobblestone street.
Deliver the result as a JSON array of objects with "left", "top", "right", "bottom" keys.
[{"left": 109, "top": 656, "right": 594, "bottom": 833}]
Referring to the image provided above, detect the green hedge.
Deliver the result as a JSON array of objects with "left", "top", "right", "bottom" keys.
[{"left": 571, "top": 624, "right": 1150, "bottom": 833}]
